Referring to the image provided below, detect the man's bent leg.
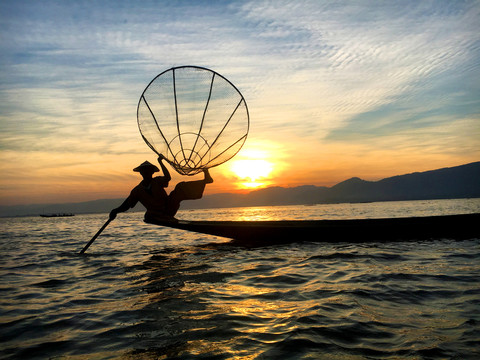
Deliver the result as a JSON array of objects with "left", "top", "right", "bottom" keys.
[{"left": 166, "top": 180, "right": 208, "bottom": 216}]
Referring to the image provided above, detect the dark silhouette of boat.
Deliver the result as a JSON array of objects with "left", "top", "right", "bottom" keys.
[
  {"left": 40, "top": 213, "right": 75, "bottom": 218},
  {"left": 145, "top": 213, "right": 480, "bottom": 246}
]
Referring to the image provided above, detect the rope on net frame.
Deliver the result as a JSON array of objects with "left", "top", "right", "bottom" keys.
[{"left": 137, "top": 65, "right": 250, "bottom": 176}]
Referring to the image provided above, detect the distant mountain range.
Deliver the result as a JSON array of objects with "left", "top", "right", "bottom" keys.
[
  {"left": 182, "top": 161, "right": 480, "bottom": 209},
  {"left": 1, "top": 161, "right": 479, "bottom": 217}
]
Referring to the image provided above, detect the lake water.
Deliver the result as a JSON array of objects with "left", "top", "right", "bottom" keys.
[{"left": 1, "top": 199, "right": 479, "bottom": 359}]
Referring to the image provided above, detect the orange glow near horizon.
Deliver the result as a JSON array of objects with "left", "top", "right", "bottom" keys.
[{"left": 227, "top": 148, "right": 278, "bottom": 190}]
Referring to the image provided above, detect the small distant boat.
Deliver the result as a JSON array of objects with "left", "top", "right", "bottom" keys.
[
  {"left": 40, "top": 213, "right": 75, "bottom": 218},
  {"left": 145, "top": 213, "right": 480, "bottom": 245}
]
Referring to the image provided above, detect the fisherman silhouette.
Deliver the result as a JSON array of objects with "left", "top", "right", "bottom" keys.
[{"left": 109, "top": 154, "right": 213, "bottom": 222}]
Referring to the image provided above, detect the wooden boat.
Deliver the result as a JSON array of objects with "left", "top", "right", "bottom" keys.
[
  {"left": 145, "top": 213, "right": 480, "bottom": 245},
  {"left": 40, "top": 213, "right": 75, "bottom": 218}
]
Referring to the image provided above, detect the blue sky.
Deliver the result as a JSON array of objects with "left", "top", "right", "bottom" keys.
[{"left": 0, "top": 0, "right": 479, "bottom": 205}]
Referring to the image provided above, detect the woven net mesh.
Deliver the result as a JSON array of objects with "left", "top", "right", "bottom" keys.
[{"left": 137, "top": 66, "right": 249, "bottom": 175}]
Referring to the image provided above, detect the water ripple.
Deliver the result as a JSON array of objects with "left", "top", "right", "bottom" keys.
[{"left": 1, "top": 201, "right": 480, "bottom": 359}]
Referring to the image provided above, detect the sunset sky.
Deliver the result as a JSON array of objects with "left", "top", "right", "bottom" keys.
[{"left": 1, "top": 0, "right": 479, "bottom": 206}]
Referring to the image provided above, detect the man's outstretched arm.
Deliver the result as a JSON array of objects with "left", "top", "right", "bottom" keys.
[
  {"left": 109, "top": 196, "right": 137, "bottom": 220},
  {"left": 158, "top": 154, "right": 172, "bottom": 182}
]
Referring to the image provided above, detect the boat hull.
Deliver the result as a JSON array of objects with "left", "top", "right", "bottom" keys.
[{"left": 145, "top": 213, "right": 480, "bottom": 245}]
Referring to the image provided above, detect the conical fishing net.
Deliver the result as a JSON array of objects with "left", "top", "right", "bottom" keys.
[{"left": 137, "top": 66, "right": 249, "bottom": 175}]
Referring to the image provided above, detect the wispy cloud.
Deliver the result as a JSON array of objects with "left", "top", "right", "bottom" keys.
[{"left": 239, "top": 1, "right": 479, "bottom": 133}]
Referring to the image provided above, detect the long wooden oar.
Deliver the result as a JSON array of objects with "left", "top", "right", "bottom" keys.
[{"left": 79, "top": 218, "right": 112, "bottom": 254}]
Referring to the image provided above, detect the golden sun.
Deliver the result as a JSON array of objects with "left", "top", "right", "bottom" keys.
[{"left": 230, "top": 159, "right": 274, "bottom": 189}]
